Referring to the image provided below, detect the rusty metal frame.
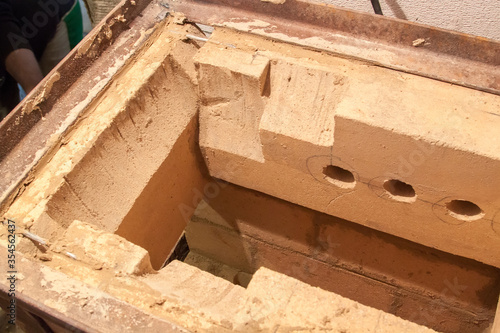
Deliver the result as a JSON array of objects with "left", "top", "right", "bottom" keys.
[
  {"left": 0, "top": 0, "right": 159, "bottom": 212},
  {"left": 0, "top": 0, "right": 152, "bottom": 162},
  {"left": 0, "top": 247, "right": 189, "bottom": 332},
  {"left": 0, "top": 284, "right": 92, "bottom": 333},
  {"left": 167, "top": 0, "right": 500, "bottom": 95},
  {"left": 0, "top": 0, "right": 499, "bottom": 330}
]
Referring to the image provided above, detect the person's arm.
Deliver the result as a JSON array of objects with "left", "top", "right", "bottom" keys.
[
  {"left": 1, "top": 0, "right": 43, "bottom": 93},
  {"left": 5, "top": 48, "right": 43, "bottom": 93}
]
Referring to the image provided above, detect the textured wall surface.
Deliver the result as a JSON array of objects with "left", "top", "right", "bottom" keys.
[
  {"left": 322, "top": 0, "right": 499, "bottom": 41},
  {"left": 83, "top": 0, "right": 121, "bottom": 25}
]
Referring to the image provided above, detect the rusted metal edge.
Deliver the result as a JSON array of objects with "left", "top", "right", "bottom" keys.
[
  {"left": 166, "top": 0, "right": 500, "bottom": 95},
  {"left": 0, "top": 0, "right": 154, "bottom": 163},
  {"left": 0, "top": 285, "right": 95, "bottom": 333},
  {"left": 0, "top": 250, "right": 189, "bottom": 332},
  {"left": 0, "top": 0, "right": 169, "bottom": 212},
  {"left": 0, "top": 283, "right": 188, "bottom": 332}
]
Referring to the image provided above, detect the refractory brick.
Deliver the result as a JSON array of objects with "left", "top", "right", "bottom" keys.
[{"left": 196, "top": 28, "right": 500, "bottom": 268}]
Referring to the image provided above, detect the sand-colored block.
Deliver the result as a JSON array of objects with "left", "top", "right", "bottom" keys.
[
  {"left": 187, "top": 220, "right": 493, "bottom": 332},
  {"left": 240, "top": 267, "right": 437, "bottom": 333},
  {"left": 197, "top": 28, "right": 500, "bottom": 268},
  {"left": 57, "top": 220, "right": 154, "bottom": 275},
  {"left": 0, "top": 238, "right": 439, "bottom": 332},
  {"left": 186, "top": 216, "right": 253, "bottom": 272},
  {"left": 184, "top": 251, "right": 252, "bottom": 287},
  {"left": 260, "top": 59, "right": 346, "bottom": 172},
  {"left": 194, "top": 38, "right": 269, "bottom": 163},
  {"left": 141, "top": 260, "right": 245, "bottom": 324},
  {"left": 185, "top": 182, "right": 498, "bottom": 332}
]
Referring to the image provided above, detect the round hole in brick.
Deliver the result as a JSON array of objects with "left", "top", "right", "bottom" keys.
[
  {"left": 446, "top": 200, "right": 484, "bottom": 221},
  {"left": 383, "top": 179, "right": 416, "bottom": 202},
  {"left": 323, "top": 165, "right": 356, "bottom": 189}
]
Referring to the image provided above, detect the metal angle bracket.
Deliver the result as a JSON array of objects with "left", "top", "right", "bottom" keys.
[{"left": 166, "top": 0, "right": 500, "bottom": 96}]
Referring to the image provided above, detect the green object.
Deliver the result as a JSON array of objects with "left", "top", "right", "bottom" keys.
[{"left": 63, "top": 0, "right": 84, "bottom": 49}]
